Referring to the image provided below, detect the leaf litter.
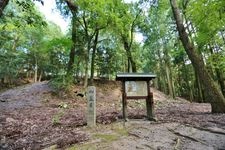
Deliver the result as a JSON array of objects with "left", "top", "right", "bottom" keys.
[{"left": 0, "top": 80, "right": 225, "bottom": 149}]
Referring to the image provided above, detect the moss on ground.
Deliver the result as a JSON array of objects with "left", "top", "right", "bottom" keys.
[{"left": 68, "top": 122, "right": 129, "bottom": 150}]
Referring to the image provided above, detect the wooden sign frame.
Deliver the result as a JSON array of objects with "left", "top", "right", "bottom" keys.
[{"left": 116, "top": 73, "right": 156, "bottom": 121}]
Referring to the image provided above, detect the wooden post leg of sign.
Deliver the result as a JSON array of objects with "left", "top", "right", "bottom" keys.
[
  {"left": 87, "top": 86, "right": 96, "bottom": 127},
  {"left": 122, "top": 93, "right": 128, "bottom": 121},
  {"left": 146, "top": 92, "right": 155, "bottom": 121},
  {"left": 122, "top": 81, "right": 128, "bottom": 121},
  {"left": 146, "top": 81, "right": 155, "bottom": 121}
]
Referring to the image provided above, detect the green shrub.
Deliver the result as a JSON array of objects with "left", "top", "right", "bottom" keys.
[{"left": 49, "top": 75, "right": 74, "bottom": 97}]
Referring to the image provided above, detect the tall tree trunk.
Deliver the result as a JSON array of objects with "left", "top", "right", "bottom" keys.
[
  {"left": 84, "top": 64, "right": 88, "bottom": 88},
  {"left": 163, "top": 43, "right": 175, "bottom": 98},
  {"left": 67, "top": 43, "right": 75, "bottom": 74},
  {"left": 195, "top": 71, "right": 204, "bottom": 102},
  {"left": 157, "top": 48, "right": 166, "bottom": 93},
  {"left": 66, "top": 0, "right": 78, "bottom": 75},
  {"left": 67, "top": 15, "right": 76, "bottom": 74},
  {"left": 181, "top": 59, "right": 193, "bottom": 100},
  {"left": 170, "top": 0, "right": 225, "bottom": 113},
  {"left": 34, "top": 54, "right": 38, "bottom": 83},
  {"left": 122, "top": 36, "right": 137, "bottom": 72},
  {"left": 189, "top": 84, "right": 194, "bottom": 102},
  {"left": 90, "top": 30, "right": 99, "bottom": 85},
  {"left": 84, "top": 40, "right": 91, "bottom": 88},
  {"left": 76, "top": 59, "right": 80, "bottom": 79},
  {"left": 209, "top": 44, "right": 225, "bottom": 97},
  {"left": 84, "top": 53, "right": 89, "bottom": 88},
  {"left": 38, "top": 70, "right": 42, "bottom": 82},
  {"left": 1, "top": 78, "right": 4, "bottom": 84},
  {"left": 215, "top": 69, "right": 225, "bottom": 96},
  {"left": 0, "top": 0, "right": 9, "bottom": 17},
  {"left": 165, "top": 62, "right": 175, "bottom": 98},
  {"left": 127, "top": 59, "right": 131, "bottom": 72}
]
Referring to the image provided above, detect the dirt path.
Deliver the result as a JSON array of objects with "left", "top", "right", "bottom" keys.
[
  {"left": 70, "top": 119, "right": 225, "bottom": 150},
  {"left": 0, "top": 81, "right": 225, "bottom": 149},
  {"left": 111, "top": 121, "right": 225, "bottom": 150},
  {"left": 0, "top": 81, "right": 52, "bottom": 110}
]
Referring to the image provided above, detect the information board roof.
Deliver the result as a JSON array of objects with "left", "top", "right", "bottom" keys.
[{"left": 116, "top": 73, "right": 156, "bottom": 81}]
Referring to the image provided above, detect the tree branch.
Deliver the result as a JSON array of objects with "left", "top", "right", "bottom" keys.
[
  {"left": 65, "top": 0, "right": 78, "bottom": 14},
  {"left": 129, "top": 9, "right": 142, "bottom": 49},
  {"left": 0, "top": 0, "right": 9, "bottom": 17}
]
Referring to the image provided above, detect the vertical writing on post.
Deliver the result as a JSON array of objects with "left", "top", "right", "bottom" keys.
[{"left": 87, "top": 86, "right": 96, "bottom": 127}]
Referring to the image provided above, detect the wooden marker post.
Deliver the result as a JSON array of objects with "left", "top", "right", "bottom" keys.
[{"left": 87, "top": 86, "right": 96, "bottom": 127}]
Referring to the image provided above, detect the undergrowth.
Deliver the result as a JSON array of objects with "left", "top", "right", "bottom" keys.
[{"left": 49, "top": 75, "right": 74, "bottom": 97}]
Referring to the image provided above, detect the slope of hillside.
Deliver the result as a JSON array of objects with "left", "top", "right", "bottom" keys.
[{"left": 0, "top": 81, "right": 225, "bottom": 149}]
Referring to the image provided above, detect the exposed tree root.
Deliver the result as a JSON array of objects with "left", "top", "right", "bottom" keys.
[
  {"left": 167, "top": 128, "right": 209, "bottom": 146},
  {"left": 208, "top": 120, "right": 225, "bottom": 127},
  {"left": 185, "top": 124, "right": 225, "bottom": 135},
  {"left": 128, "top": 132, "right": 141, "bottom": 138},
  {"left": 174, "top": 138, "right": 180, "bottom": 150},
  {"left": 143, "top": 144, "right": 155, "bottom": 150}
]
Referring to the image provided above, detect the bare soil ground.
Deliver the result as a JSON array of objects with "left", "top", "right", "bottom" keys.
[{"left": 0, "top": 81, "right": 225, "bottom": 150}]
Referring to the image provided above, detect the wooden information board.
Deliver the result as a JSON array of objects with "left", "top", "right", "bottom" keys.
[
  {"left": 116, "top": 73, "right": 156, "bottom": 121},
  {"left": 125, "top": 81, "right": 147, "bottom": 96}
]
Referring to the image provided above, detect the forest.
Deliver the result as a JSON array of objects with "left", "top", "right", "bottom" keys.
[
  {"left": 1, "top": 0, "right": 225, "bottom": 111},
  {"left": 0, "top": 0, "right": 225, "bottom": 149}
]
